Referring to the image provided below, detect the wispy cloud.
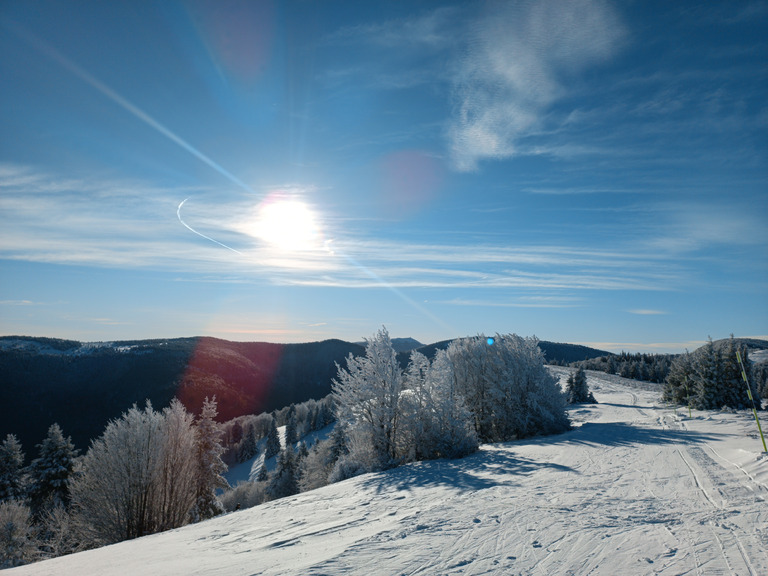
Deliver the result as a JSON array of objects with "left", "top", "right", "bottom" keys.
[
  {"left": 2, "top": 164, "right": 742, "bottom": 297},
  {"left": 628, "top": 309, "right": 667, "bottom": 316},
  {"left": 448, "top": 0, "right": 626, "bottom": 171}
]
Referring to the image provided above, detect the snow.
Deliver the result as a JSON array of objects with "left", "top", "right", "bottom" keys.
[{"left": 9, "top": 370, "right": 768, "bottom": 575}]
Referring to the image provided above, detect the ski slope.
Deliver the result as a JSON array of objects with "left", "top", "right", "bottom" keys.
[{"left": 10, "top": 370, "right": 768, "bottom": 575}]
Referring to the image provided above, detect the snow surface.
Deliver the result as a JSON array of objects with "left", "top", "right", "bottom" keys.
[{"left": 10, "top": 370, "right": 768, "bottom": 575}]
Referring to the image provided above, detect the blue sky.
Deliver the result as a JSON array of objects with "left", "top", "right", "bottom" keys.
[{"left": 1, "top": 0, "right": 766, "bottom": 353}]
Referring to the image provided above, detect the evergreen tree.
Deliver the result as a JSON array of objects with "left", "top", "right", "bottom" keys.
[
  {"left": 192, "top": 397, "right": 228, "bottom": 521},
  {"left": 566, "top": 367, "right": 596, "bottom": 404},
  {"left": 266, "top": 449, "right": 299, "bottom": 501},
  {"left": 284, "top": 405, "right": 298, "bottom": 448},
  {"left": 265, "top": 417, "right": 281, "bottom": 460},
  {"left": 256, "top": 462, "right": 268, "bottom": 483},
  {"left": 28, "top": 423, "right": 78, "bottom": 514},
  {"left": 237, "top": 425, "right": 258, "bottom": 463},
  {"left": 0, "top": 435, "right": 25, "bottom": 503}
]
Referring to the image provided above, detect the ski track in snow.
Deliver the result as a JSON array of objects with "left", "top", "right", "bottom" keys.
[{"left": 9, "top": 369, "right": 768, "bottom": 576}]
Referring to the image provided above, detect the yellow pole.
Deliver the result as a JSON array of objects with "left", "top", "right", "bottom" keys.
[{"left": 736, "top": 350, "right": 767, "bottom": 453}]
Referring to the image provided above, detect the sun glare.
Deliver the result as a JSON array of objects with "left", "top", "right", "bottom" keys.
[{"left": 253, "top": 199, "right": 320, "bottom": 251}]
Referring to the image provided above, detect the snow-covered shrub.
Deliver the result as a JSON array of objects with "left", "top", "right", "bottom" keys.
[
  {"left": 0, "top": 500, "right": 37, "bottom": 568},
  {"left": 220, "top": 481, "right": 265, "bottom": 512}
]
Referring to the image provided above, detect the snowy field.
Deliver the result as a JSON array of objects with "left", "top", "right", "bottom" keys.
[{"left": 10, "top": 370, "right": 768, "bottom": 575}]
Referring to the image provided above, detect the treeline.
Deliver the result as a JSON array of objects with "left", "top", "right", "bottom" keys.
[
  {"left": 0, "top": 398, "right": 227, "bottom": 568},
  {"left": 219, "top": 328, "right": 570, "bottom": 513},
  {"left": 663, "top": 337, "right": 763, "bottom": 410},
  {"left": 570, "top": 352, "right": 675, "bottom": 383}
]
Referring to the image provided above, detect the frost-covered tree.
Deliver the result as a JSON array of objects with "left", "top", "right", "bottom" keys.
[
  {"left": 398, "top": 350, "right": 477, "bottom": 460},
  {"left": 192, "top": 397, "right": 228, "bottom": 521},
  {"left": 333, "top": 327, "right": 404, "bottom": 473},
  {"left": 154, "top": 399, "right": 198, "bottom": 532},
  {"left": 421, "top": 349, "right": 478, "bottom": 459},
  {"left": 566, "top": 367, "right": 596, "bottom": 404},
  {"left": 69, "top": 400, "right": 200, "bottom": 545},
  {"left": 265, "top": 416, "right": 281, "bottom": 459},
  {"left": 27, "top": 424, "right": 78, "bottom": 514},
  {"left": 446, "top": 334, "right": 569, "bottom": 442},
  {"left": 0, "top": 500, "right": 37, "bottom": 568},
  {"left": 0, "top": 435, "right": 25, "bottom": 503}
]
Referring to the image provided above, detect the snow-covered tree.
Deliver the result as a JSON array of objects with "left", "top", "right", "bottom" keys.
[
  {"left": 192, "top": 397, "right": 228, "bottom": 521},
  {"left": 266, "top": 449, "right": 299, "bottom": 501},
  {"left": 333, "top": 327, "right": 404, "bottom": 473},
  {"left": 69, "top": 400, "right": 200, "bottom": 545},
  {"left": 566, "top": 367, "right": 596, "bottom": 404},
  {"left": 0, "top": 500, "right": 37, "bottom": 568},
  {"left": 446, "top": 334, "right": 569, "bottom": 442},
  {"left": 263, "top": 416, "right": 280, "bottom": 460},
  {"left": 27, "top": 423, "right": 78, "bottom": 514},
  {"left": 0, "top": 435, "right": 25, "bottom": 503},
  {"left": 237, "top": 424, "right": 258, "bottom": 463},
  {"left": 284, "top": 405, "right": 298, "bottom": 448},
  {"left": 398, "top": 350, "right": 477, "bottom": 461},
  {"left": 154, "top": 399, "right": 198, "bottom": 532},
  {"left": 421, "top": 349, "right": 478, "bottom": 459}
]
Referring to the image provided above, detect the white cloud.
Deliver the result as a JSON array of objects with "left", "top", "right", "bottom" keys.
[{"left": 448, "top": 0, "right": 626, "bottom": 171}]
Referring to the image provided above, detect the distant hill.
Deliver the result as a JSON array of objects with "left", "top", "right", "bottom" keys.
[
  {"left": 396, "top": 338, "right": 610, "bottom": 367},
  {"left": 355, "top": 337, "right": 423, "bottom": 353},
  {"left": 0, "top": 336, "right": 363, "bottom": 456},
  {"left": 0, "top": 334, "right": 608, "bottom": 456}
]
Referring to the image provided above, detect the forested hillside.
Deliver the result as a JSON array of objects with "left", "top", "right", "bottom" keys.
[{"left": 0, "top": 335, "right": 608, "bottom": 455}]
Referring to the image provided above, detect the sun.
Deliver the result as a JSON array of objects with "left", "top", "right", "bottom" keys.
[{"left": 252, "top": 198, "right": 320, "bottom": 251}]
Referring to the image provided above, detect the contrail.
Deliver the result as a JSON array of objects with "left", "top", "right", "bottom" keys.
[
  {"left": 4, "top": 20, "right": 254, "bottom": 195},
  {"left": 177, "top": 198, "right": 242, "bottom": 255}
]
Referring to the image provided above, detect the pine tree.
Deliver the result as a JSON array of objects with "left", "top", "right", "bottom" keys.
[
  {"left": 28, "top": 423, "right": 78, "bottom": 514},
  {"left": 192, "top": 397, "right": 229, "bottom": 521},
  {"left": 566, "top": 367, "right": 596, "bottom": 404},
  {"left": 0, "top": 435, "right": 25, "bottom": 503},
  {"left": 237, "top": 425, "right": 258, "bottom": 463},
  {"left": 0, "top": 501, "right": 37, "bottom": 568},
  {"left": 266, "top": 449, "right": 299, "bottom": 501},
  {"left": 265, "top": 417, "right": 281, "bottom": 460},
  {"left": 284, "top": 405, "right": 298, "bottom": 448}
]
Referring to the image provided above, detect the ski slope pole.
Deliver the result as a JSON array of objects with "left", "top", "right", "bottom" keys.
[{"left": 736, "top": 350, "right": 767, "bottom": 453}]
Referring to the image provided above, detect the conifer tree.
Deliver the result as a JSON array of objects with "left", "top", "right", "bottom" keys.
[
  {"left": 566, "top": 367, "right": 596, "bottom": 404},
  {"left": 28, "top": 424, "right": 78, "bottom": 514},
  {"left": 0, "top": 435, "right": 25, "bottom": 503},
  {"left": 284, "top": 405, "right": 298, "bottom": 448},
  {"left": 266, "top": 449, "right": 299, "bottom": 501},
  {"left": 237, "top": 425, "right": 258, "bottom": 463},
  {"left": 192, "top": 397, "right": 228, "bottom": 521},
  {"left": 265, "top": 416, "right": 281, "bottom": 460}
]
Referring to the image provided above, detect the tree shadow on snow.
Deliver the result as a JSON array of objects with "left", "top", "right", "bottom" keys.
[
  {"left": 534, "top": 421, "right": 720, "bottom": 449},
  {"left": 360, "top": 448, "right": 577, "bottom": 496}
]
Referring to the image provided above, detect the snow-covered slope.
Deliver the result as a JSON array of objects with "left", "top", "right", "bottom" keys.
[{"left": 10, "top": 371, "right": 768, "bottom": 575}]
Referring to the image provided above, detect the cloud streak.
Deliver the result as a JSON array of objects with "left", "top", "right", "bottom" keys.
[{"left": 448, "top": 0, "right": 625, "bottom": 171}]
